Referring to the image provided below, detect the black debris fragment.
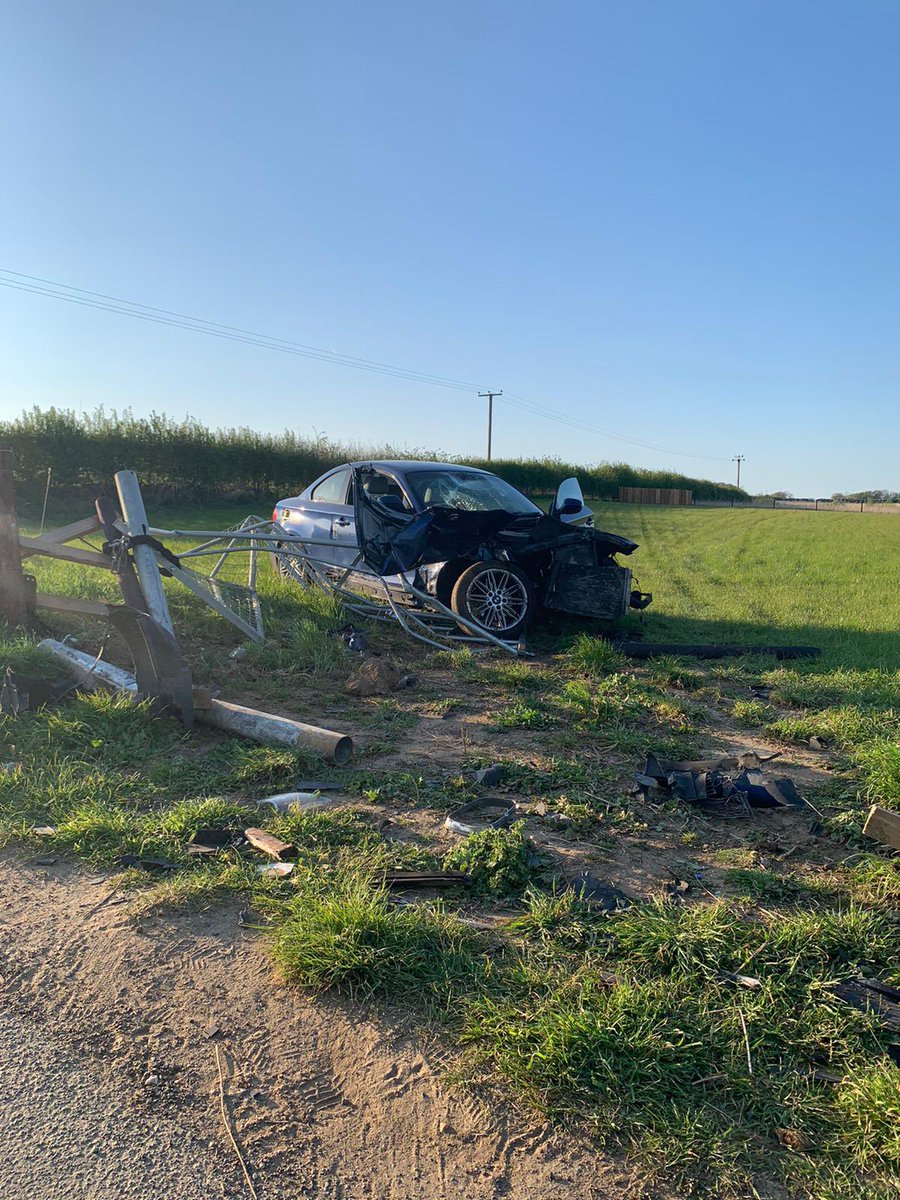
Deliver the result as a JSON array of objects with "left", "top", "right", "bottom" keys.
[
  {"left": 117, "top": 854, "right": 179, "bottom": 872},
  {"left": 568, "top": 872, "right": 630, "bottom": 911},
  {"left": 635, "top": 752, "right": 806, "bottom": 814},
  {"left": 382, "top": 869, "right": 474, "bottom": 890},
  {"left": 830, "top": 977, "right": 900, "bottom": 1034},
  {"left": 663, "top": 875, "right": 691, "bottom": 899},
  {"left": 338, "top": 624, "right": 369, "bottom": 653},
  {"left": 472, "top": 763, "right": 505, "bottom": 787},
  {"left": 188, "top": 828, "right": 238, "bottom": 856}
]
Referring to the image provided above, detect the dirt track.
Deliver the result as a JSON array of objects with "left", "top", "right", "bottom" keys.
[{"left": 0, "top": 852, "right": 661, "bottom": 1200}]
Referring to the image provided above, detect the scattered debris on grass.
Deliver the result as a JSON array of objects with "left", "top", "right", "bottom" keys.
[
  {"left": 472, "top": 763, "right": 504, "bottom": 786},
  {"left": 243, "top": 827, "right": 295, "bottom": 861},
  {"left": 257, "top": 791, "right": 335, "bottom": 813},
  {"left": 444, "top": 796, "right": 519, "bottom": 835},
  {"left": 636, "top": 750, "right": 807, "bottom": 813},
  {"left": 862, "top": 804, "right": 900, "bottom": 851},
  {"left": 830, "top": 977, "right": 900, "bottom": 1034},
  {"left": 615, "top": 641, "right": 822, "bottom": 660},
  {"left": 567, "top": 871, "right": 630, "bottom": 910}
]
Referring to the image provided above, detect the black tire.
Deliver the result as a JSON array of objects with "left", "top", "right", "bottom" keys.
[{"left": 450, "top": 560, "right": 533, "bottom": 638}]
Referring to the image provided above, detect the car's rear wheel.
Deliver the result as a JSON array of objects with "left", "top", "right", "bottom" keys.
[{"left": 450, "top": 561, "right": 532, "bottom": 639}]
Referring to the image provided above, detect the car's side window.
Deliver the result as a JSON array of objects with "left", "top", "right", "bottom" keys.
[
  {"left": 361, "top": 471, "right": 411, "bottom": 509},
  {"left": 310, "top": 468, "right": 351, "bottom": 505}
]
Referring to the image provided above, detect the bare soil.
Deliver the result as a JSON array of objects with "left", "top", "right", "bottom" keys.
[{"left": 0, "top": 851, "right": 668, "bottom": 1200}]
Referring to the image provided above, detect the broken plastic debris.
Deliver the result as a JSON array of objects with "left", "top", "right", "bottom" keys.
[
  {"left": 382, "top": 869, "right": 474, "bottom": 889},
  {"left": 472, "top": 764, "right": 504, "bottom": 787},
  {"left": 445, "top": 796, "right": 518, "bottom": 835},
  {"left": 568, "top": 872, "right": 630, "bottom": 911},
  {"left": 719, "top": 971, "right": 763, "bottom": 989},
  {"left": 256, "top": 862, "right": 294, "bottom": 878},
  {"left": 187, "top": 827, "right": 236, "bottom": 855},
  {"left": 257, "top": 791, "right": 334, "bottom": 812},
  {"left": 635, "top": 752, "right": 805, "bottom": 812},
  {"left": 117, "top": 854, "right": 179, "bottom": 872}
]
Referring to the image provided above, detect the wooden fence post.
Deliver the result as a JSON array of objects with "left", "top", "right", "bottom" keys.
[{"left": 0, "top": 448, "right": 28, "bottom": 626}]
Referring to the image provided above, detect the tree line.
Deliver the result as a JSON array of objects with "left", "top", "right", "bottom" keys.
[{"left": 0, "top": 406, "right": 749, "bottom": 503}]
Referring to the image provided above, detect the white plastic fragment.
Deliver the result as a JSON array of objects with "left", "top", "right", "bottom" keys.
[
  {"left": 256, "top": 862, "right": 294, "bottom": 878},
  {"left": 256, "top": 792, "right": 334, "bottom": 813}
]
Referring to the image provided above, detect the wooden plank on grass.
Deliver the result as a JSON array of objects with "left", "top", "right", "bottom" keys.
[
  {"left": 862, "top": 805, "right": 900, "bottom": 851},
  {"left": 243, "top": 828, "right": 295, "bottom": 861}
]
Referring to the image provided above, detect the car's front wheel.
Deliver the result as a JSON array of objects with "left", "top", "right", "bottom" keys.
[{"left": 450, "top": 561, "right": 533, "bottom": 639}]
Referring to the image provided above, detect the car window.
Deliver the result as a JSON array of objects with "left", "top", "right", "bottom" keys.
[
  {"left": 310, "top": 468, "right": 351, "bottom": 505},
  {"left": 360, "top": 470, "right": 412, "bottom": 510},
  {"left": 405, "top": 470, "right": 540, "bottom": 514}
]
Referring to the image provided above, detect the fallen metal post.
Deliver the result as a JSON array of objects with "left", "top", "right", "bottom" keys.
[
  {"left": 39, "top": 639, "right": 353, "bottom": 763},
  {"left": 40, "top": 638, "right": 139, "bottom": 693},
  {"left": 203, "top": 699, "right": 352, "bottom": 764}
]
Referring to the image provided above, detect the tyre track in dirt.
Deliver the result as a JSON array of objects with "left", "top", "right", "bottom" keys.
[{"left": 0, "top": 851, "right": 665, "bottom": 1200}]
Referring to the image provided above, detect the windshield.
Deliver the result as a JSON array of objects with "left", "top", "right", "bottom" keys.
[{"left": 405, "top": 469, "right": 541, "bottom": 515}]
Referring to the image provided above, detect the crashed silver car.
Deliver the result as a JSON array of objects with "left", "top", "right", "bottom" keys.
[{"left": 273, "top": 461, "right": 650, "bottom": 638}]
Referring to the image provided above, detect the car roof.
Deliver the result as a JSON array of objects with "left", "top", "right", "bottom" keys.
[{"left": 345, "top": 460, "right": 491, "bottom": 474}]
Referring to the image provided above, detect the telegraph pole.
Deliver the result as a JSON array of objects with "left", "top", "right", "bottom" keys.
[
  {"left": 732, "top": 455, "right": 745, "bottom": 489},
  {"left": 479, "top": 390, "right": 502, "bottom": 460}
]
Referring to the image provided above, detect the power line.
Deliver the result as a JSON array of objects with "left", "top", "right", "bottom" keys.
[
  {"left": 502, "top": 392, "right": 727, "bottom": 462},
  {"left": 0, "top": 270, "right": 479, "bottom": 393},
  {"left": 0, "top": 266, "right": 728, "bottom": 462}
]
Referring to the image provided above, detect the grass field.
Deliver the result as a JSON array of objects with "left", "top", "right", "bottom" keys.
[{"left": 2, "top": 498, "right": 899, "bottom": 1199}]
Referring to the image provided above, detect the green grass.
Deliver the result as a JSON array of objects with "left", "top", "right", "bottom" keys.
[
  {"left": 3, "top": 498, "right": 900, "bottom": 1199},
  {"left": 269, "top": 872, "right": 483, "bottom": 1006},
  {"left": 461, "top": 899, "right": 900, "bottom": 1197}
]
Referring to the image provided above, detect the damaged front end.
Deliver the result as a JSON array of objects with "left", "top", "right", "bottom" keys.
[{"left": 353, "top": 466, "right": 651, "bottom": 624}]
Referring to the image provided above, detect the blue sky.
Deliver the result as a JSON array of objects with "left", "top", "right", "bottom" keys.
[{"left": 1, "top": 1, "right": 898, "bottom": 496}]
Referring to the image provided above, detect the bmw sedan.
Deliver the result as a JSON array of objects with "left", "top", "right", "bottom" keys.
[{"left": 273, "top": 461, "right": 648, "bottom": 638}]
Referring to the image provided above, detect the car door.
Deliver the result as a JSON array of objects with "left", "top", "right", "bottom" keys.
[
  {"left": 328, "top": 471, "right": 359, "bottom": 569},
  {"left": 284, "top": 467, "right": 353, "bottom": 568},
  {"left": 345, "top": 468, "right": 418, "bottom": 580}
]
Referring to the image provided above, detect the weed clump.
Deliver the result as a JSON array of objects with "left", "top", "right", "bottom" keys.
[
  {"left": 444, "top": 825, "right": 548, "bottom": 895},
  {"left": 566, "top": 633, "right": 627, "bottom": 675}
]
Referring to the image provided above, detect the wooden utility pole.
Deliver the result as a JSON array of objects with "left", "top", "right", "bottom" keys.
[
  {"left": 0, "top": 448, "right": 28, "bottom": 626},
  {"left": 732, "top": 454, "right": 745, "bottom": 489},
  {"left": 479, "top": 390, "right": 502, "bottom": 460}
]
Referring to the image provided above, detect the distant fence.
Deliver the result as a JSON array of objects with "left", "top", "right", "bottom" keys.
[
  {"left": 694, "top": 498, "right": 900, "bottom": 514},
  {"left": 618, "top": 486, "right": 693, "bottom": 506}
]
